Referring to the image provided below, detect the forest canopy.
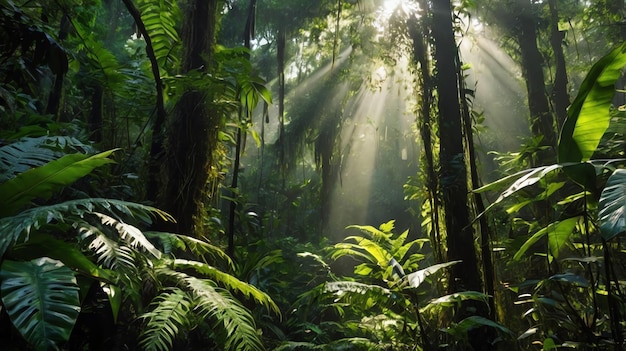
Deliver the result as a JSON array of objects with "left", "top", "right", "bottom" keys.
[{"left": 1, "top": 0, "right": 626, "bottom": 350}]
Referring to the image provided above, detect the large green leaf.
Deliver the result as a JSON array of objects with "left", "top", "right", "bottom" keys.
[
  {"left": 599, "top": 168, "right": 626, "bottom": 241},
  {"left": 0, "top": 257, "right": 80, "bottom": 350},
  {"left": 8, "top": 233, "right": 115, "bottom": 282},
  {"left": 558, "top": 42, "right": 626, "bottom": 163},
  {"left": 513, "top": 216, "right": 581, "bottom": 260},
  {"left": 0, "top": 150, "right": 117, "bottom": 217}
]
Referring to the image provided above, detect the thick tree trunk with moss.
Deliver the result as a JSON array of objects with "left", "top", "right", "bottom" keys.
[
  {"left": 159, "top": 0, "right": 220, "bottom": 235},
  {"left": 548, "top": 0, "right": 569, "bottom": 131}
]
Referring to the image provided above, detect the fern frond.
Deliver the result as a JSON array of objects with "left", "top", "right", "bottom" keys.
[
  {"left": 137, "top": 0, "right": 181, "bottom": 70},
  {"left": 0, "top": 198, "right": 173, "bottom": 258},
  {"left": 95, "top": 213, "right": 161, "bottom": 259},
  {"left": 139, "top": 288, "right": 193, "bottom": 351},
  {"left": 78, "top": 222, "right": 136, "bottom": 270},
  {"left": 170, "top": 258, "right": 279, "bottom": 314},
  {"left": 146, "top": 232, "right": 232, "bottom": 267},
  {"left": 186, "top": 276, "right": 264, "bottom": 351}
]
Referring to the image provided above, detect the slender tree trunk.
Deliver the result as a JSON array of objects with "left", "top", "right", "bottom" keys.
[
  {"left": 159, "top": 0, "right": 220, "bottom": 235},
  {"left": 408, "top": 11, "right": 443, "bottom": 264},
  {"left": 548, "top": 0, "right": 569, "bottom": 132},
  {"left": 431, "top": 0, "right": 483, "bottom": 296},
  {"left": 121, "top": 0, "right": 167, "bottom": 202},
  {"left": 514, "top": 0, "right": 556, "bottom": 164}
]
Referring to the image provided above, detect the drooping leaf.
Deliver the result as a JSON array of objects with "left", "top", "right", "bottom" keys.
[
  {"left": 558, "top": 42, "right": 626, "bottom": 163},
  {"left": 95, "top": 212, "right": 162, "bottom": 259},
  {"left": 0, "top": 150, "right": 117, "bottom": 216},
  {"left": 0, "top": 258, "right": 80, "bottom": 351},
  {"left": 405, "top": 260, "right": 462, "bottom": 288},
  {"left": 599, "top": 168, "right": 626, "bottom": 240}
]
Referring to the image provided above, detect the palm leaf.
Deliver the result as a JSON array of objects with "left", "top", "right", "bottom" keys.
[
  {"left": 79, "top": 222, "right": 136, "bottom": 270},
  {"left": 0, "top": 150, "right": 117, "bottom": 216},
  {"left": 599, "top": 168, "right": 626, "bottom": 241},
  {"left": 139, "top": 288, "right": 192, "bottom": 351},
  {"left": 0, "top": 257, "right": 80, "bottom": 351},
  {"left": 8, "top": 232, "right": 115, "bottom": 282},
  {"left": 558, "top": 42, "right": 626, "bottom": 163}
]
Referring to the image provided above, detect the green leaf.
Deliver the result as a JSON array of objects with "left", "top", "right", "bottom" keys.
[
  {"left": 558, "top": 42, "right": 626, "bottom": 163},
  {"left": 0, "top": 150, "right": 117, "bottom": 217},
  {"left": 139, "top": 288, "right": 192, "bottom": 351},
  {"left": 405, "top": 260, "right": 462, "bottom": 288},
  {"left": 599, "top": 169, "right": 626, "bottom": 240},
  {"left": 1, "top": 258, "right": 80, "bottom": 351},
  {"left": 8, "top": 233, "right": 115, "bottom": 282},
  {"left": 513, "top": 217, "right": 580, "bottom": 260}
]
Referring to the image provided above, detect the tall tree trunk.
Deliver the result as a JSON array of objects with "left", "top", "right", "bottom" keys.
[
  {"left": 408, "top": 11, "right": 443, "bottom": 264},
  {"left": 159, "top": 0, "right": 220, "bottom": 235},
  {"left": 514, "top": 0, "right": 556, "bottom": 164},
  {"left": 431, "top": 0, "right": 483, "bottom": 296},
  {"left": 548, "top": 0, "right": 569, "bottom": 132}
]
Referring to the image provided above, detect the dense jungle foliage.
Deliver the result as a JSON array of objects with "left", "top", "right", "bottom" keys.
[{"left": 1, "top": 0, "right": 626, "bottom": 350}]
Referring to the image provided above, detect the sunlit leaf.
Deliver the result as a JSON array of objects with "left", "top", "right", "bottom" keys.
[
  {"left": 513, "top": 216, "right": 580, "bottom": 260},
  {"left": 0, "top": 150, "right": 117, "bottom": 216},
  {"left": 405, "top": 260, "right": 461, "bottom": 288},
  {"left": 559, "top": 42, "right": 626, "bottom": 163}
]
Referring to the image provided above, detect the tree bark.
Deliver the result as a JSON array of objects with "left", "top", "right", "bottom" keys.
[
  {"left": 548, "top": 0, "right": 569, "bottom": 132},
  {"left": 159, "top": 0, "right": 220, "bottom": 235},
  {"left": 431, "top": 0, "right": 483, "bottom": 296},
  {"left": 514, "top": 0, "right": 556, "bottom": 164}
]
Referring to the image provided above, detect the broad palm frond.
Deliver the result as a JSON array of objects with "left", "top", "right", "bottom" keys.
[
  {"left": 0, "top": 257, "right": 81, "bottom": 351},
  {"left": 139, "top": 288, "right": 193, "bottom": 351},
  {"left": 0, "top": 150, "right": 117, "bottom": 216},
  {"left": 169, "top": 258, "right": 279, "bottom": 314},
  {"left": 324, "top": 281, "right": 396, "bottom": 310}
]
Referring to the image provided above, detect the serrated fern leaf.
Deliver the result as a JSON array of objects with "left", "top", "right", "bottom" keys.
[
  {"left": 0, "top": 198, "right": 173, "bottom": 258},
  {"left": 79, "top": 223, "right": 136, "bottom": 270},
  {"left": 170, "top": 258, "right": 279, "bottom": 314},
  {"left": 186, "top": 277, "right": 264, "bottom": 351},
  {"left": 95, "top": 212, "right": 161, "bottom": 259},
  {"left": 139, "top": 288, "right": 192, "bottom": 351}
]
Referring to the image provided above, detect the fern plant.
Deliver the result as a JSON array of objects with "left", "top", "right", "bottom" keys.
[{"left": 0, "top": 137, "right": 277, "bottom": 351}]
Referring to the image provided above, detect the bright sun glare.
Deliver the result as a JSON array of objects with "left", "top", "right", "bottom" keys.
[{"left": 375, "top": 0, "right": 419, "bottom": 33}]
